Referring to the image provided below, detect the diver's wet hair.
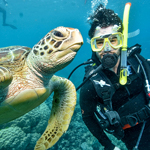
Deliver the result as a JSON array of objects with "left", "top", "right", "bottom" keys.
[{"left": 88, "top": 4, "right": 123, "bottom": 38}]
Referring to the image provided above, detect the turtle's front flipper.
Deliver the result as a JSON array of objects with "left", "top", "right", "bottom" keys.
[
  {"left": 0, "top": 67, "right": 12, "bottom": 89},
  {"left": 34, "top": 75, "right": 76, "bottom": 150}
]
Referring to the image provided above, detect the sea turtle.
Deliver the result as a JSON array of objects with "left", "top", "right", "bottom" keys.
[{"left": 0, "top": 26, "right": 83, "bottom": 150}]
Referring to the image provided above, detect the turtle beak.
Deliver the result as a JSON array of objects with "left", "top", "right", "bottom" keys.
[
  {"left": 67, "top": 28, "right": 84, "bottom": 52},
  {"left": 69, "top": 42, "right": 83, "bottom": 52}
]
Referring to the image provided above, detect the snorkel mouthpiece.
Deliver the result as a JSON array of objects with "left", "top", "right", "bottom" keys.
[
  {"left": 101, "top": 53, "right": 118, "bottom": 69},
  {"left": 119, "top": 2, "right": 131, "bottom": 85}
]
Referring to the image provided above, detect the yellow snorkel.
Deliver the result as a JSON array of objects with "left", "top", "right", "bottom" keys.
[{"left": 119, "top": 2, "right": 131, "bottom": 85}]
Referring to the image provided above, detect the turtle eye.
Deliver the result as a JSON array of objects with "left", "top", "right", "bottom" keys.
[
  {"left": 51, "top": 27, "right": 69, "bottom": 39},
  {"left": 53, "top": 31, "right": 64, "bottom": 37}
]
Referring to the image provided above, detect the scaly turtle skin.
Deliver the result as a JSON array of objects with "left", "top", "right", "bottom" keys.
[{"left": 0, "top": 26, "right": 83, "bottom": 150}]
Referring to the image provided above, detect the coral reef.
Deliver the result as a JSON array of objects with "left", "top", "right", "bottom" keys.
[
  {"left": 0, "top": 93, "right": 127, "bottom": 150},
  {"left": 0, "top": 102, "right": 50, "bottom": 149}
]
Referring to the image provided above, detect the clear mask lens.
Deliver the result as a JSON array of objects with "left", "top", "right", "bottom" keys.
[{"left": 91, "top": 33, "right": 123, "bottom": 52}]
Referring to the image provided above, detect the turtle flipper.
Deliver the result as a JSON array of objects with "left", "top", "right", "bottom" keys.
[
  {"left": 34, "top": 75, "right": 76, "bottom": 150},
  {"left": 0, "top": 66, "right": 12, "bottom": 89}
]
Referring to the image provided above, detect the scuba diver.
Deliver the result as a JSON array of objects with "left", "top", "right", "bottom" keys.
[
  {"left": 69, "top": 3, "right": 150, "bottom": 150},
  {"left": 0, "top": 0, "right": 17, "bottom": 29}
]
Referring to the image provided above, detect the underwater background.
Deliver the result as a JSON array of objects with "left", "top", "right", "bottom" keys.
[{"left": 0, "top": 0, "right": 150, "bottom": 149}]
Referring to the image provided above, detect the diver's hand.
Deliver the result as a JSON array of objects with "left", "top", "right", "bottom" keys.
[{"left": 114, "top": 147, "right": 120, "bottom": 150}]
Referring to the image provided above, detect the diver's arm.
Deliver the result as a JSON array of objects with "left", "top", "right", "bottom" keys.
[
  {"left": 0, "top": 2, "right": 17, "bottom": 29},
  {"left": 80, "top": 80, "right": 115, "bottom": 150},
  {"left": 0, "top": 6, "right": 6, "bottom": 25},
  {"left": 82, "top": 115, "right": 115, "bottom": 150}
]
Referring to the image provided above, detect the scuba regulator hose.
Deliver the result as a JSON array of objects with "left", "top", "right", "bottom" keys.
[
  {"left": 76, "top": 64, "right": 103, "bottom": 91},
  {"left": 67, "top": 59, "right": 103, "bottom": 91},
  {"left": 133, "top": 121, "right": 146, "bottom": 150},
  {"left": 67, "top": 59, "right": 94, "bottom": 80}
]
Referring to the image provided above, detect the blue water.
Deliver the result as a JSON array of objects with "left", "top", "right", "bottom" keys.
[
  {"left": 0, "top": 0, "right": 150, "bottom": 149},
  {"left": 0, "top": 0, "right": 150, "bottom": 86}
]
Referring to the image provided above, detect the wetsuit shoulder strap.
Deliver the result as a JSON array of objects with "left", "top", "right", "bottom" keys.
[
  {"left": 84, "top": 64, "right": 95, "bottom": 79},
  {"left": 90, "top": 69, "right": 116, "bottom": 110}
]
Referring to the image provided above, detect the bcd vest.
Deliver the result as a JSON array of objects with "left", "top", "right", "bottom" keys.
[{"left": 84, "top": 54, "right": 150, "bottom": 130}]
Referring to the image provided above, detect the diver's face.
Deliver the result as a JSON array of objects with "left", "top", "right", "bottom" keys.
[{"left": 93, "top": 25, "right": 121, "bottom": 60}]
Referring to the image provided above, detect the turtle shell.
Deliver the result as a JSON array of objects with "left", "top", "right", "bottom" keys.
[{"left": 0, "top": 46, "right": 31, "bottom": 72}]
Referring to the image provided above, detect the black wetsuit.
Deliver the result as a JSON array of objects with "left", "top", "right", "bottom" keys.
[{"left": 80, "top": 50, "right": 150, "bottom": 150}]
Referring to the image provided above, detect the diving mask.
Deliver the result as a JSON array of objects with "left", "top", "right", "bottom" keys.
[{"left": 91, "top": 32, "right": 123, "bottom": 52}]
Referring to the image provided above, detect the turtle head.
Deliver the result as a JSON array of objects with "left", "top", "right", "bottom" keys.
[{"left": 28, "top": 26, "right": 83, "bottom": 75}]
